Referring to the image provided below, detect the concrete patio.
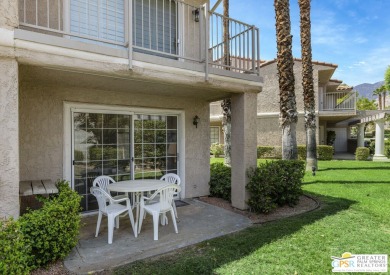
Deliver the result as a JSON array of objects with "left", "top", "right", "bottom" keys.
[{"left": 64, "top": 199, "right": 252, "bottom": 274}]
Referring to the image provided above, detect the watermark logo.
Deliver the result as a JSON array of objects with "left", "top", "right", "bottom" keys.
[{"left": 331, "top": 252, "right": 388, "bottom": 273}]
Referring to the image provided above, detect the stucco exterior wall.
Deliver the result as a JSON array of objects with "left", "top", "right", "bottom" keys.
[
  {"left": 0, "top": 0, "right": 18, "bottom": 29},
  {"left": 0, "top": 58, "right": 19, "bottom": 218},
  {"left": 19, "top": 77, "right": 211, "bottom": 199},
  {"left": 258, "top": 61, "right": 320, "bottom": 114},
  {"left": 257, "top": 114, "right": 306, "bottom": 146}
]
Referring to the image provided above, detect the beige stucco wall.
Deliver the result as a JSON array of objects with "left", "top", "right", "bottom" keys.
[
  {"left": 0, "top": 0, "right": 18, "bottom": 29},
  {"left": 19, "top": 75, "right": 211, "bottom": 199},
  {"left": 0, "top": 58, "right": 19, "bottom": 218},
  {"left": 257, "top": 114, "right": 306, "bottom": 146},
  {"left": 258, "top": 61, "right": 320, "bottom": 113}
]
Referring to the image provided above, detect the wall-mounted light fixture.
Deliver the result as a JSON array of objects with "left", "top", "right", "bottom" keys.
[
  {"left": 193, "top": 115, "right": 200, "bottom": 128},
  {"left": 192, "top": 8, "right": 200, "bottom": 22}
]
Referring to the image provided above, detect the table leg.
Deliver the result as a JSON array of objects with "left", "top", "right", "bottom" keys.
[{"left": 135, "top": 192, "right": 141, "bottom": 235}]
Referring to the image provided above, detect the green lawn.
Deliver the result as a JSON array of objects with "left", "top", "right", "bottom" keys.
[{"left": 115, "top": 160, "right": 390, "bottom": 275}]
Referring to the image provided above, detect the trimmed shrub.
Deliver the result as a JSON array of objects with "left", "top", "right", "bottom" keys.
[
  {"left": 317, "top": 145, "right": 333, "bottom": 160},
  {"left": 385, "top": 140, "right": 390, "bottom": 158},
  {"left": 210, "top": 143, "right": 224, "bottom": 157},
  {"left": 0, "top": 218, "right": 31, "bottom": 274},
  {"left": 246, "top": 160, "right": 305, "bottom": 213},
  {"left": 257, "top": 146, "right": 282, "bottom": 159},
  {"left": 297, "top": 145, "right": 307, "bottom": 160},
  {"left": 355, "top": 147, "right": 370, "bottom": 161},
  {"left": 19, "top": 180, "right": 81, "bottom": 268},
  {"left": 209, "top": 163, "right": 231, "bottom": 201}
]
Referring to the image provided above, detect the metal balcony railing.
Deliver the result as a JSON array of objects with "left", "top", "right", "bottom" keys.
[
  {"left": 18, "top": 0, "right": 260, "bottom": 79},
  {"left": 322, "top": 91, "right": 356, "bottom": 111}
]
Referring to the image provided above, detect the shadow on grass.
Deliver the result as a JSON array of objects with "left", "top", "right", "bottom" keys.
[
  {"left": 114, "top": 193, "right": 356, "bottom": 275},
  {"left": 304, "top": 180, "right": 390, "bottom": 185},
  {"left": 319, "top": 167, "right": 390, "bottom": 171}
]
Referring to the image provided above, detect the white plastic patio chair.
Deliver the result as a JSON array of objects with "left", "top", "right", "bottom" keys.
[
  {"left": 160, "top": 173, "right": 181, "bottom": 218},
  {"left": 139, "top": 184, "right": 181, "bottom": 240},
  {"left": 93, "top": 175, "right": 128, "bottom": 202},
  {"left": 90, "top": 187, "right": 136, "bottom": 244}
]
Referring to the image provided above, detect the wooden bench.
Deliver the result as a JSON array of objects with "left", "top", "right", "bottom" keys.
[
  {"left": 19, "top": 179, "right": 58, "bottom": 196},
  {"left": 19, "top": 179, "right": 58, "bottom": 214}
]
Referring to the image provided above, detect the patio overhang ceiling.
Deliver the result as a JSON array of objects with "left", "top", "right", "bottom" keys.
[{"left": 19, "top": 65, "right": 249, "bottom": 102}]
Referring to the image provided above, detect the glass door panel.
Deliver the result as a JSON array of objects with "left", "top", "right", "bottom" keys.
[
  {"left": 73, "top": 112, "right": 132, "bottom": 212},
  {"left": 133, "top": 114, "right": 178, "bottom": 180}
]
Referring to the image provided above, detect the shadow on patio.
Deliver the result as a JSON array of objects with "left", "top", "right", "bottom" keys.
[{"left": 64, "top": 199, "right": 252, "bottom": 274}]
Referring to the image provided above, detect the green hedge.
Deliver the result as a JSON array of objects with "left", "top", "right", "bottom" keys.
[
  {"left": 355, "top": 147, "right": 370, "bottom": 161},
  {"left": 385, "top": 140, "right": 390, "bottom": 158},
  {"left": 257, "top": 145, "right": 333, "bottom": 160},
  {"left": 317, "top": 145, "right": 333, "bottom": 160},
  {"left": 0, "top": 180, "right": 82, "bottom": 272},
  {"left": 209, "top": 163, "right": 231, "bottom": 201},
  {"left": 19, "top": 181, "right": 81, "bottom": 268},
  {"left": 246, "top": 160, "right": 305, "bottom": 213},
  {"left": 0, "top": 219, "right": 31, "bottom": 274},
  {"left": 257, "top": 146, "right": 282, "bottom": 159}
]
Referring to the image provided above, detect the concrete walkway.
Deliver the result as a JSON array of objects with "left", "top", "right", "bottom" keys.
[
  {"left": 333, "top": 153, "right": 355, "bottom": 160},
  {"left": 64, "top": 199, "right": 252, "bottom": 274}
]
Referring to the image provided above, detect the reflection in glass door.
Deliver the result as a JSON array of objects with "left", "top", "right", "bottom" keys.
[
  {"left": 73, "top": 112, "right": 132, "bottom": 212},
  {"left": 133, "top": 115, "right": 178, "bottom": 179}
]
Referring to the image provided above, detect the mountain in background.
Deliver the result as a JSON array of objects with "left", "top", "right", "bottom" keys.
[{"left": 354, "top": 81, "right": 384, "bottom": 98}]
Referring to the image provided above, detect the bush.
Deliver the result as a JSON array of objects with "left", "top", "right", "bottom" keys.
[
  {"left": 0, "top": 218, "right": 31, "bottom": 274},
  {"left": 257, "top": 146, "right": 282, "bottom": 159},
  {"left": 210, "top": 143, "right": 224, "bottom": 157},
  {"left": 327, "top": 130, "right": 336, "bottom": 145},
  {"left": 19, "top": 180, "right": 81, "bottom": 268},
  {"left": 385, "top": 140, "right": 390, "bottom": 158},
  {"left": 317, "top": 145, "right": 333, "bottom": 160},
  {"left": 368, "top": 140, "right": 375, "bottom": 154},
  {"left": 246, "top": 160, "right": 305, "bottom": 213},
  {"left": 355, "top": 147, "right": 370, "bottom": 161},
  {"left": 297, "top": 145, "right": 306, "bottom": 160},
  {"left": 209, "top": 163, "right": 231, "bottom": 201}
]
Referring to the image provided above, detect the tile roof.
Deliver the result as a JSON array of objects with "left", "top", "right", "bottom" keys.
[{"left": 260, "top": 58, "right": 338, "bottom": 68}]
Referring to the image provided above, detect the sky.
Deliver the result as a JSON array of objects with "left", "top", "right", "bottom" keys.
[{"left": 210, "top": 0, "right": 390, "bottom": 86}]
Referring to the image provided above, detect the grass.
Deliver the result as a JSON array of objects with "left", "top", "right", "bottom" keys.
[{"left": 115, "top": 160, "right": 390, "bottom": 275}]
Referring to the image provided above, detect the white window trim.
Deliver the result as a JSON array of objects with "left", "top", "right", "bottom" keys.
[{"left": 63, "top": 101, "right": 185, "bottom": 199}]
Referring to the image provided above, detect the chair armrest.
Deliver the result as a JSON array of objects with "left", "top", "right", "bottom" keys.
[{"left": 109, "top": 197, "right": 130, "bottom": 205}]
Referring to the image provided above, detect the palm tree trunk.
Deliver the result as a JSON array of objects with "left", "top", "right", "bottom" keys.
[
  {"left": 299, "top": 0, "right": 317, "bottom": 170},
  {"left": 274, "top": 0, "right": 298, "bottom": 159},
  {"left": 382, "top": 91, "right": 386, "bottom": 109},
  {"left": 379, "top": 94, "right": 382, "bottom": 110},
  {"left": 222, "top": 0, "right": 231, "bottom": 166}
]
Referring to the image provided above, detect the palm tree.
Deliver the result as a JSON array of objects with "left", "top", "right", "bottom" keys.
[
  {"left": 373, "top": 86, "right": 385, "bottom": 110},
  {"left": 299, "top": 0, "right": 317, "bottom": 171},
  {"left": 274, "top": 0, "right": 298, "bottom": 159},
  {"left": 221, "top": 0, "right": 231, "bottom": 166}
]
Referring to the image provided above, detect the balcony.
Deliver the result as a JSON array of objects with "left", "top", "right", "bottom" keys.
[
  {"left": 320, "top": 91, "right": 356, "bottom": 115},
  {"left": 17, "top": 0, "right": 261, "bottom": 82}
]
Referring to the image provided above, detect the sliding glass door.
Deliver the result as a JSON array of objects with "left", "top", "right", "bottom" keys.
[{"left": 72, "top": 111, "right": 178, "bottom": 212}]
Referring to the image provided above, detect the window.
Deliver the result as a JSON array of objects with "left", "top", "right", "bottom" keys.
[{"left": 210, "top": 127, "right": 220, "bottom": 144}]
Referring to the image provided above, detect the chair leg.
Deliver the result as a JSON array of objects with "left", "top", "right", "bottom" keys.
[
  {"left": 172, "top": 201, "right": 178, "bottom": 219},
  {"left": 152, "top": 212, "right": 160, "bottom": 241},
  {"left": 160, "top": 213, "right": 168, "bottom": 226},
  {"left": 115, "top": 215, "right": 120, "bottom": 229},
  {"left": 138, "top": 206, "right": 145, "bottom": 235},
  {"left": 108, "top": 215, "right": 114, "bottom": 244},
  {"left": 128, "top": 209, "right": 136, "bottom": 237},
  {"left": 170, "top": 209, "right": 178, "bottom": 234},
  {"left": 95, "top": 212, "right": 102, "bottom": 237}
]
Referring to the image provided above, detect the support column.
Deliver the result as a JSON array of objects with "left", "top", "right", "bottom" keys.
[
  {"left": 357, "top": 123, "right": 365, "bottom": 148},
  {"left": 373, "top": 119, "right": 388, "bottom": 161},
  {"left": 231, "top": 92, "right": 257, "bottom": 210},
  {"left": 0, "top": 58, "right": 20, "bottom": 218}
]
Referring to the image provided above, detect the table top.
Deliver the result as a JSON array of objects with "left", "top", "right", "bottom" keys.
[{"left": 107, "top": 179, "right": 170, "bottom": 193}]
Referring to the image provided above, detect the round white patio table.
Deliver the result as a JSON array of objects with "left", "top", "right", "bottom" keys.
[{"left": 107, "top": 180, "right": 170, "bottom": 238}]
